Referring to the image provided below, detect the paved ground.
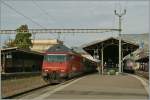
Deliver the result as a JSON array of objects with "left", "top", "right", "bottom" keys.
[{"left": 15, "top": 73, "right": 149, "bottom": 99}]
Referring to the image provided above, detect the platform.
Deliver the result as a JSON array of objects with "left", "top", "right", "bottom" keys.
[{"left": 20, "top": 73, "right": 149, "bottom": 99}]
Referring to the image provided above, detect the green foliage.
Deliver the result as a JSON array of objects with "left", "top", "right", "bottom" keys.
[{"left": 14, "top": 25, "right": 32, "bottom": 50}]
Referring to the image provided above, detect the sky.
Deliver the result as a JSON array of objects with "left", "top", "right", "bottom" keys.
[{"left": 0, "top": 0, "right": 149, "bottom": 47}]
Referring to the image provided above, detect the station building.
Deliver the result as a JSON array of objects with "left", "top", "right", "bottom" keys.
[
  {"left": 1, "top": 47, "right": 43, "bottom": 73},
  {"left": 31, "top": 39, "right": 63, "bottom": 52}
]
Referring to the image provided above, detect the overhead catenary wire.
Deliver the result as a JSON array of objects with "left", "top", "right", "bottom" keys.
[
  {"left": 113, "top": 2, "right": 117, "bottom": 29},
  {"left": 124, "top": 1, "right": 129, "bottom": 34},
  {"left": 124, "top": 0, "right": 128, "bottom": 11},
  {"left": 2, "top": 1, "right": 46, "bottom": 29},
  {"left": 1, "top": 1, "right": 121, "bottom": 41},
  {"left": 32, "top": 0, "right": 60, "bottom": 40},
  {"left": 118, "top": 0, "right": 122, "bottom": 14},
  {"left": 0, "top": 28, "right": 119, "bottom": 34},
  {"left": 2, "top": 1, "right": 48, "bottom": 44},
  {"left": 32, "top": 0, "right": 54, "bottom": 26}
]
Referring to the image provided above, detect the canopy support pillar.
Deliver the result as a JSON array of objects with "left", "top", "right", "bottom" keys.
[{"left": 101, "top": 44, "right": 104, "bottom": 75}]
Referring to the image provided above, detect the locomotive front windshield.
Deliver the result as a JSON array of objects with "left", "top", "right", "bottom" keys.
[{"left": 44, "top": 55, "right": 66, "bottom": 62}]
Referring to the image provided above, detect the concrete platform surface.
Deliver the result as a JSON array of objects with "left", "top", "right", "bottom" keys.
[{"left": 17, "top": 73, "right": 149, "bottom": 99}]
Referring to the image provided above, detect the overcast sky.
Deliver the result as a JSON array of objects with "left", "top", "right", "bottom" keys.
[{"left": 1, "top": 1, "right": 149, "bottom": 47}]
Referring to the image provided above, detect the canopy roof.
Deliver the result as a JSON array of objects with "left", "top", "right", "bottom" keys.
[
  {"left": 82, "top": 37, "right": 139, "bottom": 58},
  {"left": 1, "top": 47, "right": 43, "bottom": 55}
]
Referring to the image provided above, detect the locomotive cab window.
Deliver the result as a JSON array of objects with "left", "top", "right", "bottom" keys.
[
  {"left": 44, "top": 55, "right": 66, "bottom": 62},
  {"left": 66, "top": 55, "right": 74, "bottom": 61}
]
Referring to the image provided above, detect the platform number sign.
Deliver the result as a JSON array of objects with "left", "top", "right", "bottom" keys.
[{"left": 6, "top": 54, "right": 12, "bottom": 59}]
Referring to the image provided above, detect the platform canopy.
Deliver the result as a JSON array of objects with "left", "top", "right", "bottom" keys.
[{"left": 82, "top": 37, "right": 139, "bottom": 64}]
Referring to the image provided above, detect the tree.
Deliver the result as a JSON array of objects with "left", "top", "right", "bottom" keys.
[{"left": 14, "top": 25, "right": 32, "bottom": 50}]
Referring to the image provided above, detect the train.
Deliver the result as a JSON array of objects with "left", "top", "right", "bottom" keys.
[
  {"left": 41, "top": 44, "right": 97, "bottom": 83},
  {"left": 123, "top": 59, "right": 135, "bottom": 73}
]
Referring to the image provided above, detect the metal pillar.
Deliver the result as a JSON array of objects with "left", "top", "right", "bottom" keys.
[
  {"left": 114, "top": 9, "right": 126, "bottom": 73},
  {"left": 57, "top": 32, "right": 61, "bottom": 40},
  {"left": 97, "top": 63, "right": 100, "bottom": 75},
  {"left": 101, "top": 47, "right": 104, "bottom": 75},
  {"left": 121, "top": 51, "right": 123, "bottom": 72},
  {"left": 94, "top": 49, "right": 101, "bottom": 75},
  {"left": 119, "top": 16, "right": 122, "bottom": 73}
]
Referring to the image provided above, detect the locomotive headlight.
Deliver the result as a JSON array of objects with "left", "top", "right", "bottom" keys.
[
  {"left": 44, "top": 69, "right": 48, "bottom": 72},
  {"left": 60, "top": 69, "right": 65, "bottom": 72}
]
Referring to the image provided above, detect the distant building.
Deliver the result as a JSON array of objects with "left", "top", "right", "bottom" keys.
[
  {"left": 122, "top": 33, "right": 149, "bottom": 71},
  {"left": 31, "top": 39, "right": 63, "bottom": 52}
]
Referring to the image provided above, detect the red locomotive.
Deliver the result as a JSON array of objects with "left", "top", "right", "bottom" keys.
[{"left": 42, "top": 44, "right": 97, "bottom": 83}]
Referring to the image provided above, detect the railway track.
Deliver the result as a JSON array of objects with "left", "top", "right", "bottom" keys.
[
  {"left": 135, "top": 71, "right": 149, "bottom": 79},
  {"left": 3, "top": 74, "right": 87, "bottom": 99},
  {"left": 3, "top": 83, "right": 50, "bottom": 99},
  {"left": 1, "top": 72, "right": 41, "bottom": 80}
]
